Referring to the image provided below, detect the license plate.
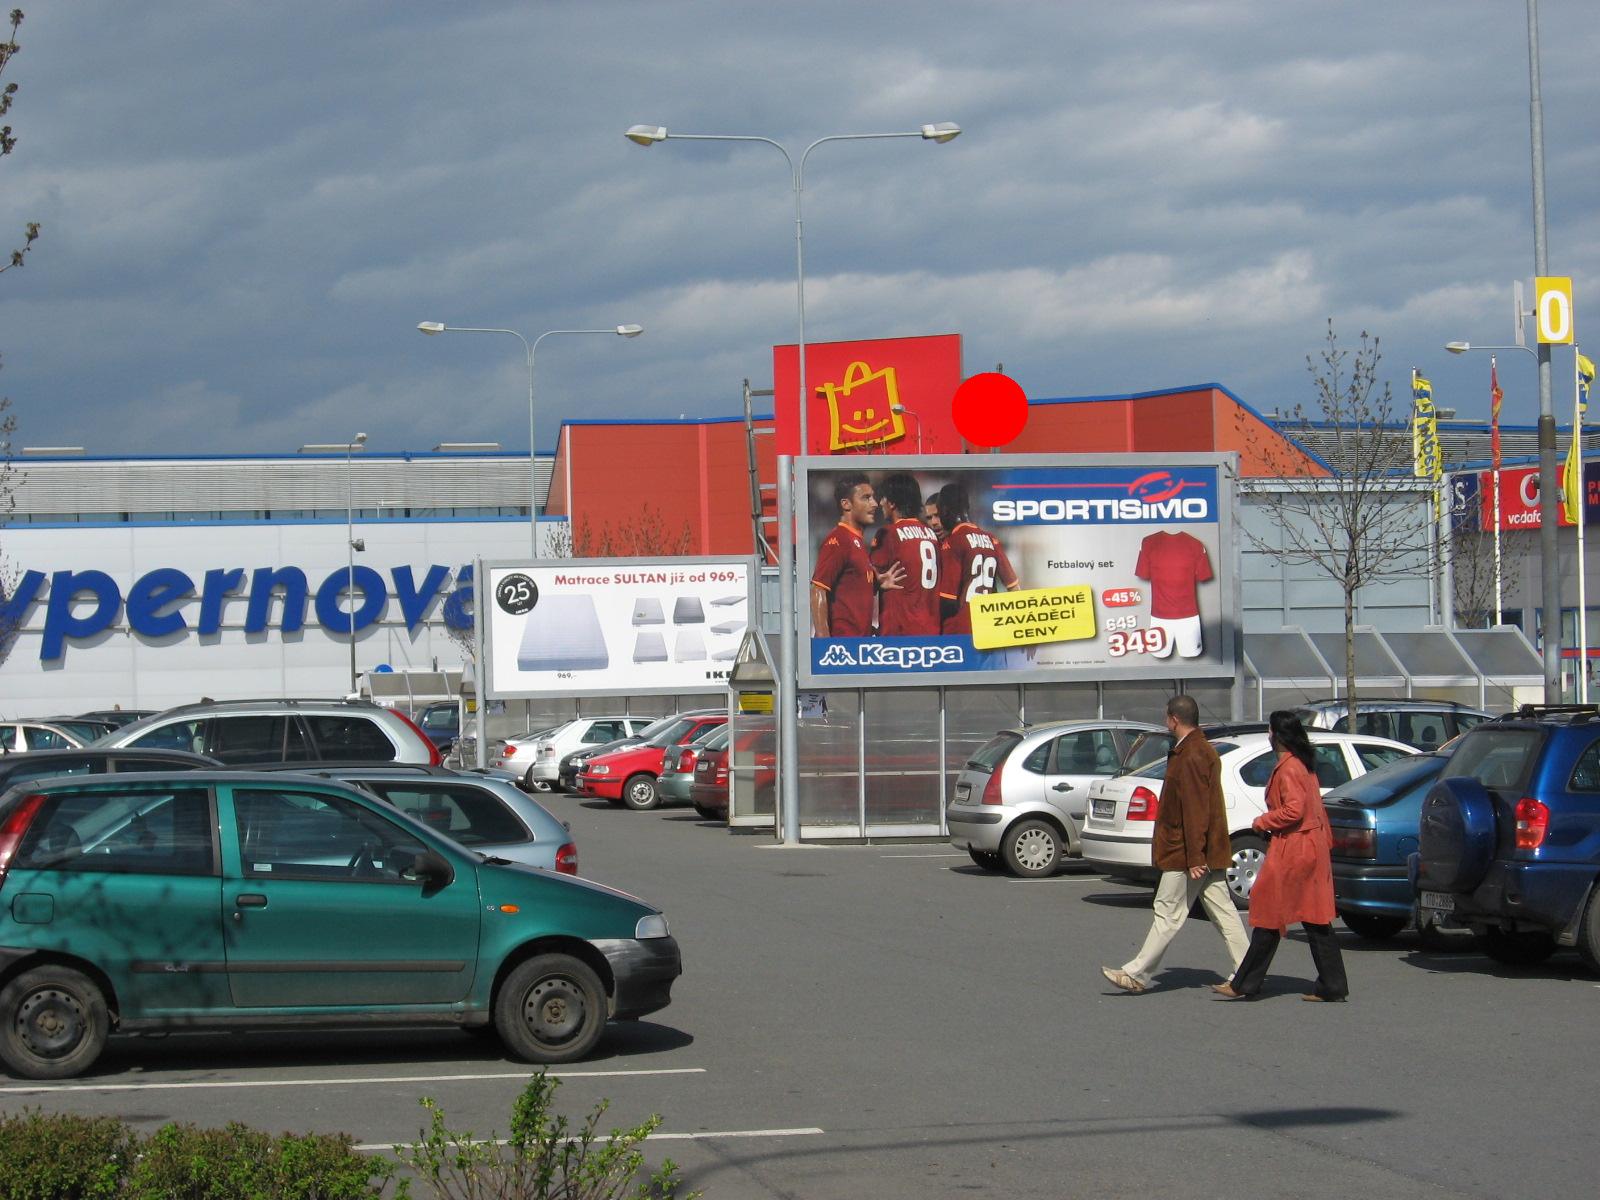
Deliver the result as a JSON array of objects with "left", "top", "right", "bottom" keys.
[
  {"left": 1091, "top": 799, "right": 1115, "bottom": 820},
  {"left": 1419, "top": 891, "right": 1455, "bottom": 914},
  {"left": 955, "top": 784, "right": 971, "bottom": 803}
]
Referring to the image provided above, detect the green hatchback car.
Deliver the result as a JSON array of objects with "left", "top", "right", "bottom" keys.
[{"left": 0, "top": 771, "right": 681, "bottom": 1079}]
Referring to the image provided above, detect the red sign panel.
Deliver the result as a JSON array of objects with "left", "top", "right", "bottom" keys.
[
  {"left": 1478, "top": 465, "right": 1580, "bottom": 530},
  {"left": 773, "top": 334, "right": 964, "bottom": 456}
]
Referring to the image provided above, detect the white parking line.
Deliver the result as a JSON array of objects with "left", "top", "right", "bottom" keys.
[
  {"left": 354, "top": 1127, "right": 825, "bottom": 1152},
  {"left": 881, "top": 852, "right": 966, "bottom": 859},
  {"left": 0, "top": 1067, "right": 706, "bottom": 1095}
]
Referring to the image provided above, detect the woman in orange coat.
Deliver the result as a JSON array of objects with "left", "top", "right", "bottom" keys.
[{"left": 1212, "top": 710, "right": 1349, "bottom": 1002}]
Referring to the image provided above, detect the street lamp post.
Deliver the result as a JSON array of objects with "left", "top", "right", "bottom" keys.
[
  {"left": 417, "top": 322, "right": 643, "bottom": 558},
  {"left": 625, "top": 121, "right": 961, "bottom": 845},
  {"left": 298, "top": 433, "right": 368, "bottom": 694}
]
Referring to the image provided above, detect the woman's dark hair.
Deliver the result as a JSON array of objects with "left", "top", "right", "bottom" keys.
[{"left": 1268, "top": 709, "right": 1316, "bottom": 774}]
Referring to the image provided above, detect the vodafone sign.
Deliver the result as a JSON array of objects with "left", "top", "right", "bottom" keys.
[{"left": 1478, "top": 464, "right": 1589, "bottom": 530}]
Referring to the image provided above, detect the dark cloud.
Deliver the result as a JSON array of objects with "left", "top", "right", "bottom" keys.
[{"left": 1, "top": 1, "right": 1596, "bottom": 454}]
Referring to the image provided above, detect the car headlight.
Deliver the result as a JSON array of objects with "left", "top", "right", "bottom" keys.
[
  {"left": 635, "top": 913, "right": 670, "bottom": 939},
  {"left": 590, "top": 764, "right": 610, "bottom": 775}
]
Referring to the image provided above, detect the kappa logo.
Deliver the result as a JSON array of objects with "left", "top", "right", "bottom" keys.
[{"left": 818, "top": 641, "right": 966, "bottom": 670}]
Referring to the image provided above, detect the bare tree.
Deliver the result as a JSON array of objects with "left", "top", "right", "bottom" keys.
[
  {"left": 574, "top": 504, "right": 694, "bottom": 558},
  {"left": 1238, "top": 320, "right": 1435, "bottom": 716},
  {"left": 0, "top": 9, "right": 38, "bottom": 667}
]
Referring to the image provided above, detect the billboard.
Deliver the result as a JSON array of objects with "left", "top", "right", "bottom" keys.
[
  {"left": 797, "top": 454, "right": 1235, "bottom": 687},
  {"left": 773, "top": 334, "right": 964, "bottom": 456},
  {"left": 1458, "top": 464, "right": 1594, "bottom": 530},
  {"left": 482, "top": 557, "right": 755, "bottom": 699}
]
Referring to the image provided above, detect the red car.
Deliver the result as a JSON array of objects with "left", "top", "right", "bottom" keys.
[
  {"left": 689, "top": 724, "right": 732, "bottom": 820},
  {"left": 580, "top": 711, "right": 727, "bottom": 810}
]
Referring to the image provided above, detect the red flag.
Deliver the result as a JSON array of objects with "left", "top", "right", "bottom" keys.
[{"left": 1491, "top": 358, "right": 1503, "bottom": 472}]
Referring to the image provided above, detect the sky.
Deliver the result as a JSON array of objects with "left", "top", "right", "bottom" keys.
[{"left": 1, "top": 1, "right": 1598, "bottom": 458}]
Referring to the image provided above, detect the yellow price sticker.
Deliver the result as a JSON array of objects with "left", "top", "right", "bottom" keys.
[
  {"left": 738, "top": 691, "right": 774, "bottom": 715},
  {"left": 969, "top": 586, "right": 1096, "bottom": 651}
]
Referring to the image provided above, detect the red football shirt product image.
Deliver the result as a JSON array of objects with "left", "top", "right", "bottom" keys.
[
  {"left": 812, "top": 523, "right": 876, "bottom": 637},
  {"left": 1134, "top": 530, "right": 1212, "bottom": 620},
  {"left": 941, "top": 521, "right": 1019, "bottom": 635},
  {"left": 870, "top": 518, "right": 945, "bottom": 635}
]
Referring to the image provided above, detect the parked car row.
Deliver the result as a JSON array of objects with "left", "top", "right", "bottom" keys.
[{"left": 0, "top": 698, "right": 684, "bottom": 1082}]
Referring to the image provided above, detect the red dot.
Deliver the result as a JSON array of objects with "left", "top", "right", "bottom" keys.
[{"left": 952, "top": 372, "right": 1028, "bottom": 447}]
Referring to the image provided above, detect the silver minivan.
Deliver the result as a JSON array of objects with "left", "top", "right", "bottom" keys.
[{"left": 947, "top": 720, "right": 1162, "bottom": 877}]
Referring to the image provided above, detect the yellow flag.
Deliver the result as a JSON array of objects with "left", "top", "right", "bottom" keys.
[{"left": 1563, "top": 424, "right": 1584, "bottom": 525}]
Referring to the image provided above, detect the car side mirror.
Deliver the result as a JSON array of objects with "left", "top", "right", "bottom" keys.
[{"left": 408, "top": 848, "right": 455, "bottom": 888}]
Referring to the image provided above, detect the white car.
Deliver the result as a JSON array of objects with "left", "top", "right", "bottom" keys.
[
  {"left": 492, "top": 716, "right": 654, "bottom": 790},
  {"left": 1079, "top": 730, "right": 1416, "bottom": 907}
]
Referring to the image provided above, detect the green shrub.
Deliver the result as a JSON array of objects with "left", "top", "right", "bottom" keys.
[
  {"left": 123, "top": 1121, "right": 392, "bottom": 1200},
  {"left": 397, "top": 1071, "right": 693, "bottom": 1199},
  {"left": 0, "top": 1108, "right": 135, "bottom": 1200}
]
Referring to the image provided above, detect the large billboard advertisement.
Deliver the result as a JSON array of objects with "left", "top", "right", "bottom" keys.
[
  {"left": 482, "top": 557, "right": 755, "bottom": 699},
  {"left": 798, "top": 454, "right": 1235, "bottom": 687}
]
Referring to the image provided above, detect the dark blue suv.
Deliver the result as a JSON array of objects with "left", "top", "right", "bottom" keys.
[{"left": 1414, "top": 706, "right": 1600, "bottom": 968}]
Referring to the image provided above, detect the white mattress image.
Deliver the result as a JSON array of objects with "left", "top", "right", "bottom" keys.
[
  {"left": 516, "top": 594, "right": 610, "bottom": 672},
  {"left": 672, "top": 596, "right": 706, "bottom": 624},
  {"left": 631, "top": 597, "right": 665, "bottom": 625},
  {"left": 674, "top": 630, "right": 706, "bottom": 661},
  {"left": 710, "top": 594, "right": 745, "bottom": 607},
  {"left": 710, "top": 619, "right": 744, "bottom": 635},
  {"left": 633, "top": 631, "right": 669, "bottom": 663}
]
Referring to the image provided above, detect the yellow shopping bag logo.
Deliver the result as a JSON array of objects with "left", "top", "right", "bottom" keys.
[{"left": 821, "top": 361, "right": 907, "bottom": 451}]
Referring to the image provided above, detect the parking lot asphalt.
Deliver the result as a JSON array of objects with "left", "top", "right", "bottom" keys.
[{"left": 7, "top": 792, "right": 1600, "bottom": 1198}]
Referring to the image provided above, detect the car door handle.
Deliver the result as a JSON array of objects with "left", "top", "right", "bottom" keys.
[
  {"left": 234, "top": 893, "right": 268, "bottom": 908},
  {"left": 1051, "top": 783, "right": 1073, "bottom": 792}
]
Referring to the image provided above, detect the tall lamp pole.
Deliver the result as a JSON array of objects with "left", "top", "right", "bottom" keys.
[
  {"left": 298, "top": 434, "right": 369, "bottom": 694},
  {"left": 625, "top": 121, "right": 961, "bottom": 844},
  {"left": 1528, "top": 0, "right": 1560, "bottom": 703},
  {"left": 418, "top": 322, "right": 644, "bottom": 557}
]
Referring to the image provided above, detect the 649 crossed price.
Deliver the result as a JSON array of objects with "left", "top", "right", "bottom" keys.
[{"left": 1106, "top": 627, "right": 1168, "bottom": 657}]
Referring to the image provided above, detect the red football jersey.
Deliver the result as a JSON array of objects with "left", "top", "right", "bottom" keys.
[
  {"left": 1135, "top": 530, "right": 1212, "bottom": 619},
  {"left": 811, "top": 523, "right": 876, "bottom": 636},
  {"left": 941, "top": 521, "right": 1019, "bottom": 635},
  {"left": 869, "top": 518, "right": 945, "bottom": 635}
]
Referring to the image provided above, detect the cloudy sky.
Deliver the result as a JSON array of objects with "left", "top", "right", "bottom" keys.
[{"left": 1, "top": 1, "right": 1597, "bottom": 457}]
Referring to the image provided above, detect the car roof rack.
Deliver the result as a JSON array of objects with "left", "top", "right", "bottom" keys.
[{"left": 1506, "top": 703, "right": 1600, "bottom": 723}]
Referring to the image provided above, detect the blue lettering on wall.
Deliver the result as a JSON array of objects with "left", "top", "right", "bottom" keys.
[
  {"left": 41, "top": 570, "right": 123, "bottom": 660},
  {"left": 392, "top": 564, "right": 452, "bottom": 629},
  {"left": 314, "top": 566, "right": 388, "bottom": 633},
  {"left": 245, "top": 567, "right": 309, "bottom": 634},
  {"left": 126, "top": 568, "right": 195, "bottom": 638},
  {"left": 198, "top": 568, "right": 246, "bottom": 634},
  {"left": 10, "top": 562, "right": 475, "bottom": 660}
]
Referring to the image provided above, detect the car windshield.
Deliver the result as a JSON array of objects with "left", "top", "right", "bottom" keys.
[
  {"left": 701, "top": 724, "right": 731, "bottom": 751},
  {"left": 1119, "top": 731, "right": 1174, "bottom": 775},
  {"left": 418, "top": 707, "right": 458, "bottom": 731},
  {"left": 1324, "top": 753, "right": 1444, "bottom": 803},
  {"left": 966, "top": 732, "right": 1021, "bottom": 772},
  {"left": 646, "top": 716, "right": 699, "bottom": 747},
  {"left": 1443, "top": 727, "right": 1545, "bottom": 794},
  {"left": 637, "top": 715, "right": 681, "bottom": 739}
]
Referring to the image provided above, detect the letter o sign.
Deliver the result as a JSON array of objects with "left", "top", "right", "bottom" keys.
[{"left": 1535, "top": 276, "right": 1574, "bottom": 345}]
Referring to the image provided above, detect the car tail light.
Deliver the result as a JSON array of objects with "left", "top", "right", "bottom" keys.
[
  {"left": 1330, "top": 826, "right": 1376, "bottom": 859},
  {"left": 1514, "top": 797, "right": 1550, "bottom": 850},
  {"left": 393, "top": 709, "right": 443, "bottom": 766},
  {"left": 501, "top": 744, "right": 518, "bottom": 758},
  {"left": 680, "top": 749, "right": 698, "bottom": 773},
  {"left": 555, "top": 842, "right": 578, "bottom": 876},
  {"left": 0, "top": 794, "right": 49, "bottom": 891},
  {"left": 715, "top": 765, "right": 728, "bottom": 784},
  {"left": 981, "top": 769, "right": 1005, "bottom": 806},
  {"left": 1126, "top": 786, "right": 1160, "bottom": 821}
]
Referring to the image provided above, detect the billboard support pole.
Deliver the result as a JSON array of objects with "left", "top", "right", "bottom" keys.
[
  {"left": 473, "top": 555, "right": 488, "bottom": 768},
  {"left": 778, "top": 456, "right": 800, "bottom": 844}
]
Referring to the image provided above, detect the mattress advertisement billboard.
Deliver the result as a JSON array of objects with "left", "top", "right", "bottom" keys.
[
  {"left": 798, "top": 454, "right": 1235, "bottom": 687},
  {"left": 482, "top": 557, "right": 755, "bottom": 699}
]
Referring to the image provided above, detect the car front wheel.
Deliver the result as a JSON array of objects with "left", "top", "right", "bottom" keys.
[
  {"left": 621, "top": 774, "right": 660, "bottom": 811},
  {"left": 0, "top": 965, "right": 110, "bottom": 1080},
  {"left": 1001, "top": 819, "right": 1062, "bottom": 878},
  {"left": 1225, "top": 834, "right": 1267, "bottom": 909},
  {"left": 494, "top": 954, "right": 607, "bottom": 1064}
]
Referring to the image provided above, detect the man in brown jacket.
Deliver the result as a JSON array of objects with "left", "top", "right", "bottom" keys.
[{"left": 1101, "top": 694, "right": 1249, "bottom": 993}]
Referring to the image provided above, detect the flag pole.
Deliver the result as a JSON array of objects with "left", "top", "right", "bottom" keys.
[
  {"left": 1577, "top": 343, "right": 1588, "bottom": 703},
  {"left": 1492, "top": 356, "right": 1504, "bottom": 626}
]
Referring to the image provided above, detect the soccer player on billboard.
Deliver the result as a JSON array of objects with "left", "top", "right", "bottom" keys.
[
  {"left": 869, "top": 471, "right": 946, "bottom": 635},
  {"left": 811, "top": 473, "right": 901, "bottom": 637},
  {"left": 933, "top": 483, "right": 1021, "bottom": 635}
]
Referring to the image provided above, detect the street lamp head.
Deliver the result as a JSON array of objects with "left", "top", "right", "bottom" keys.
[
  {"left": 352, "top": 432, "right": 368, "bottom": 446},
  {"left": 625, "top": 124, "right": 668, "bottom": 146},
  {"left": 417, "top": 322, "right": 446, "bottom": 335},
  {"left": 350, "top": 538, "right": 365, "bottom": 552},
  {"left": 1445, "top": 341, "right": 1472, "bottom": 354},
  {"left": 616, "top": 324, "right": 644, "bottom": 338},
  {"left": 920, "top": 122, "right": 962, "bottom": 143}
]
